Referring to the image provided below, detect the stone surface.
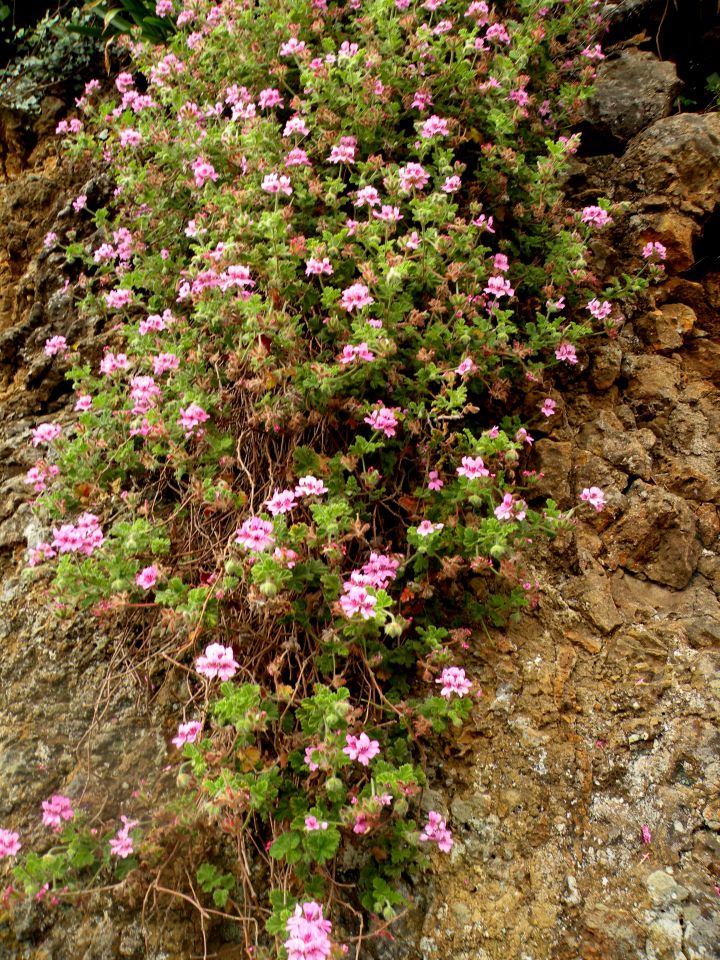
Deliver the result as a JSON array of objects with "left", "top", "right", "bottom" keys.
[{"left": 583, "top": 49, "right": 681, "bottom": 143}]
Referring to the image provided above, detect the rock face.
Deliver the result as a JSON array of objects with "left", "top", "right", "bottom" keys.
[{"left": 583, "top": 49, "right": 681, "bottom": 143}]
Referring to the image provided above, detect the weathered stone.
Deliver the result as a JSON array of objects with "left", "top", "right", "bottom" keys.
[
  {"left": 604, "top": 482, "right": 701, "bottom": 588},
  {"left": 583, "top": 49, "right": 681, "bottom": 142},
  {"left": 591, "top": 342, "right": 623, "bottom": 390},
  {"left": 637, "top": 302, "right": 697, "bottom": 351},
  {"left": 618, "top": 112, "right": 720, "bottom": 216},
  {"left": 531, "top": 439, "right": 573, "bottom": 506},
  {"left": 623, "top": 354, "right": 682, "bottom": 406}
]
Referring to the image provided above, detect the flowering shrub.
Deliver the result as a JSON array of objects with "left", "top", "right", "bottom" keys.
[{"left": 8, "top": 0, "right": 665, "bottom": 952}]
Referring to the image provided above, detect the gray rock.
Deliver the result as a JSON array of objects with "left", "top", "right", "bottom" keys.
[{"left": 584, "top": 49, "right": 681, "bottom": 142}]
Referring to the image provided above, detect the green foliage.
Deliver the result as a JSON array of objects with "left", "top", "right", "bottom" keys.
[
  {"left": 0, "top": 8, "right": 101, "bottom": 115},
  {"left": 69, "top": 0, "right": 176, "bottom": 43}
]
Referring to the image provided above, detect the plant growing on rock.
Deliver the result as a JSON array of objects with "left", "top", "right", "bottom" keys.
[{"left": 7, "top": 0, "right": 662, "bottom": 952}]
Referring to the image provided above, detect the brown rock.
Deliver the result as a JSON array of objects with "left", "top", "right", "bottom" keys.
[
  {"left": 532, "top": 439, "right": 573, "bottom": 506},
  {"left": 604, "top": 482, "right": 702, "bottom": 588},
  {"left": 637, "top": 302, "right": 696, "bottom": 351}
]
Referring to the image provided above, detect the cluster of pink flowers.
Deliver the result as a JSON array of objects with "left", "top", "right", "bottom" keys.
[
  {"left": 484, "top": 275, "right": 514, "bottom": 299},
  {"left": 44, "top": 336, "right": 68, "bottom": 357},
  {"left": 305, "top": 256, "right": 333, "bottom": 276},
  {"left": 343, "top": 732, "right": 380, "bottom": 766},
  {"left": 284, "top": 901, "right": 333, "bottom": 960},
  {"left": 178, "top": 402, "right": 209, "bottom": 436},
  {"left": 31, "top": 423, "right": 62, "bottom": 447},
  {"left": 172, "top": 720, "right": 203, "bottom": 748},
  {"left": 304, "top": 815, "right": 328, "bottom": 831},
  {"left": 191, "top": 156, "right": 219, "bottom": 188},
  {"left": 642, "top": 241, "right": 667, "bottom": 260},
  {"left": 419, "top": 811, "right": 453, "bottom": 852},
  {"left": 130, "top": 376, "right": 162, "bottom": 415},
  {"left": 109, "top": 816, "right": 138, "bottom": 859},
  {"left": 494, "top": 493, "right": 527, "bottom": 521},
  {"left": 339, "top": 582, "right": 377, "bottom": 619},
  {"left": 364, "top": 404, "right": 399, "bottom": 437},
  {"left": 436, "top": 667, "right": 472, "bottom": 699},
  {"left": 0, "top": 828, "right": 21, "bottom": 858},
  {"left": 56, "top": 118, "right": 83, "bottom": 135},
  {"left": 338, "top": 342, "right": 375, "bottom": 364},
  {"left": 340, "top": 282, "right": 374, "bottom": 312},
  {"left": 581, "top": 205, "right": 612, "bottom": 227},
  {"left": 261, "top": 172, "right": 293, "bottom": 195},
  {"left": 554, "top": 341, "right": 577, "bottom": 365},
  {"left": 195, "top": 642, "right": 239, "bottom": 681},
  {"left": 100, "top": 351, "right": 130, "bottom": 375},
  {"left": 265, "top": 489, "right": 298, "bottom": 515},
  {"left": 398, "top": 162, "right": 430, "bottom": 191},
  {"left": 41, "top": 795, "right": 74, "bottom": 832},
  {"left": 352, "top": 552, "right": 400, "bottom": 590},
  {"left": 296, "top": 475, "right": 329, "bottom": 497},
  {"left": 235, "top": 516, "right": 275, "bottom": 552},
  {"left": 579, "top": 486, "right": 606, "bottom": 512},
  {"left": 139, "top": 309, "right": 173, "bottom": 335},
  {"left": 420, "top": 114, "right": 449, "bottom": 138},
  {"left": 586, "top": 298, "right": 612, "bottom": 321},
  {"left": 153, "top": 352, "right": 180, "bottom": 375},
  {"left": 25, "top": 462, "right": 60, "bottom": 493},
  {"left": 457, "top": 456, "right": 489, "bottom": 480},
  {"left": 52, "top": 513, "right": 104, "bottom": 556},
  {"left": 104, "top": 288, "right": 134, "bottom": 309},
  {"left": 328, "top": 136, "right": 357, "bottom": 164}
]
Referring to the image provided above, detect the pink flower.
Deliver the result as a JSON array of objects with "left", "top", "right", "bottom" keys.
[
  {"left": 44, "top": 336, "right": 68, "bottom": 357},
  {"left": 109, "top": 817, "right": 138, "bottom": 859},
  {"left": 304, "top": 743, "right": 325, "bottom": 771},
  {"left": 235, "top": 516, "right": 275, "bottom": 552},
  {"left": 493, "top": 253, "right": 509, "bottom": 272},
  {"left": 75, "top": 394, "right": 92, "bottom": 412},
  {"left": 51, "top": 512, "right": 104, "bottom": 556},
  {"left": 285, "top": 148, "right": 310, "bottom": 167},
  {"left": 195, "top": 643, "right": 239, "bottom": 681},
  {"left": 457, "top": 456, "right": 489, "bottom": 479},
  {"left": 419, "top": 810, "right": 453, "bottom": 852},
  {"left": 104, "top": 289, "right": 133, "bottom": 309},
  {"left": 352, "top": 813, "right": 370, "bottom": 834},
  {"left": 372, "top": 204, "right": 402, "bottom": 223},
  {"left": 172, "top": 721, "right": 202, "bottom": 748},
  {"left": 398, "top": 163, "right": 430, "bottom": 191},
  {"left": 586, "top": 298, "right": 612, "bottom": 320},
  {"left": 486, "top": 22, "right": 510, "bottom": 43},
  {"left": 354, "top": 186, "right": 380, "bottom": 207},
  {"left": 355, "top": 553, "right": 400, "bottom": 589},
  {"left": 484, "top": 275, "right": 514, "bottom": 299},
  {"left": 153, "top": 353, "right": 179, "bottom": 375},
  {"left": 0, "top": 829, "right": 21, "bottom": 858},
  {"left": 304, "top": 816, "right": 328, "bottom": 831},
  {"left": 420, "top": 115, "right": 450, "bottom": 138},
  {"left": 436, "top": 667, "right": 472, "bottom": 699},
  {"left": 343, "top": 732, "right": 381, "bottom": 766},
  {"left": 155, "top": 0, "right": 173, "bottom": 15},
  {"left": 581, "top": 205, "right": 612, "bottom": 227},
  {"left": 641, "top": 824, "right": 652, "bottom": 845},
  {"left": 455, "top": 357, "right": 477, "bottom": 377},
  {"left": 494, "top": 493, "right": 526, "bottom": 521},
  {"left": 130, "top": 375, "right": 162, "bottom": 414},
  {"left": 135, "top": 565, "right": 159, "bottom": 590},
  {"left": 540, "top": 398, "right": 556, "bottom": 418},
  {"left": 31, "top": 423, "right": 62, "bottom": 447},
  {"left": 554, "top": 341, "right": 577, "bottom": 365},
  {"left": 642, "top": 241, "right": 667, "bottom": 260},
  {"left": 99, "top": 351, "right": 130, "bottom": 374},
  {"left": 284, "top": 115, "right": 310, "bottom": 137},
  {"left": 339, "top": 583, "right": 377, "bottom": 620},
  {"left": 416, "top": 520, "right": 443, "bottom": 536},
  {"left": 284, "top": 902, "right": 333, "bottom": 960},
  {"left": 338, "top": 342, "right": 375, "bottom": 364},
  {"left": 119, "top": 128, "right": 142, "bottom": 148},
  {"left": 280, "top": 37, "right": 306, "bottom": 57},
  {"left": 580, "top": 486, "right": 606, "bottom": 512},
  {"left": 442, "top": 175, "right": 461, "bottom": 193},
  {"left": 295, "top": 475, "right": 328, "bottom": 497},
  {"left": 264, "top": 489, "right": 298, "bottom": 515},
  {"left": 405, "top": 230, "right": 421, "bottom": 250},
  {"left": 305, "top": 257, "right": 333, "bottom": 276},
  {"left": 41, "top": 795, "right": 74, "bottom": 831},
  {"left": 364, "top": 405, "right": 399, "bottom": 437},
  {"left": 139, "top": 313, "right": 166, "bottom": 335},
  {"left": 72, "top": 194, "right": 87, "bottom": 213},
  {"left": 178, "top": 402, "right": 209, "bottom": 436},
  {"left": 581, "top": 43, "right": 605, "bottom": 60},
  {"left": 427, "top": 470, "right": 444, "bottom": 491},
  {"left": 340, "top": 283, "right": 374, "bottom": 312},
  {"left": 258, "top": 88, "right": 284, "bottom": 109},
  {"left": 262, "top": 172, "right": 293, "bottom": 195},
  {"left": 328, "top": 136, "right": 357, "bottom": 164},
  {"left": 191, "top": 157, "right": 218, "bottom": 188},
  {"left": 43, "top": 231, "right": 57, "bottom": 247},
  {"left": 411, "top": 88, "right": 433, "bottom": 110},
  {"left": 115, "top": 72, "right": 134, "bottom": 93}
]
